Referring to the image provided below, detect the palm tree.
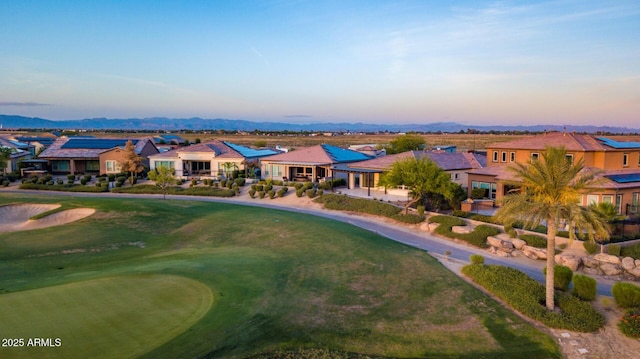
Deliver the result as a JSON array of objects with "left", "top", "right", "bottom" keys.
[{"left": 494, "top": 146, "right": 609, "bottom": 311}]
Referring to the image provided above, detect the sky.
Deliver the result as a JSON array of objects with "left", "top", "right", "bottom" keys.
[{"left": 1, "top": 0, "right": 639, "bottom": 127}]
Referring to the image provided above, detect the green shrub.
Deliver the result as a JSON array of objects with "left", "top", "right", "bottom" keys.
[
  {"left": 80, "top": 178, "right": 88, "bottom": 185},
  {"left": 305, "top": 188, "right": 316, "bottom": 198},
  {"left": 19, "top": 183, "right": 109, "bottom": 193},
  {"left": 248, "top": 189, "right": 256, "bottom": 198},
  {"left": 111, "top": 185, "right": 235, "bottom": 197},
  {"left": 56, "top": 179, "right": 64, "bottom": 185},
  {"left": 430, "top": 215, "right": 494, "bottom": 248},
  {"left": 264, "top": 184, "right": 273, "bottom": 192},
  {"left": 314, "top": 194, "right": 401, "bottom": 217},
  {"left": 508, "top": 228, "right": 517, "bottom": 238},
  {"left": 607, "top": 244, "right": 621, "bottom": 256},
  {"left": 519, "top": 234, "right": 547, "bottom": 249},
  {"left": 258, "top": 191, "right": 266, "bottom": 199},
  {"left": 471, "top": 188, "right": 486, "bottom": 199},
  {"left": 391, "top": 214, "right": 425, "bottom": 224},
  {"left": 572, "top": 274, "right": 597, "bottom": 301},
  {"left": 108, "top": 174, "right": 116, "bottom": 182},
  {"left": 543, "top": 265, "right": 573, "bottom": 291},
  {"left": 268, "top": 190, "right": 276, "bottom": 199},
  {"left": 451, "top": 209, "right": 466, "bottom": 218},
  {"left": 429, "top": 215, "right": 466, "bottom": 226},
  {"left": 295, "top": 189, "right": 304, "bottom": 197},
  {"left": 417, "top": 205, "right": 425, "bottom": 216},
  {"left": 621, "top": 244, "right": 640, "bottom": 260},
  {"left": 1, "top": 180, "right": 8, "bottom": 187},
  {"left": 612, "top": 282, "right": 640, "bottom": 309},
  {"left": 462, "top": 264, "right": 604, "bottom": 332},
  {"left": 67, "top": 174, "right": 75, "bottom": 181},
  {"left": 250, "top": 184, "right": 257, "bottom": 190},
  {"left": 583, "top": 240, "right": 599, "bottom": 255},
  {"left": 469, "top": 214, "right": 495, "bottom": 223},
  {"left": 618, "top": 309, "right": 640, "bottom": 338},
  {"left": 294, "top": 182, "right": 304, "bottom": 190},
  {"left": 470, "top": 254, "right": 485, "bottom": 264},
  {"left": 317, "top": 178, "right": 346, "bottom": 190},
  {"left": 255, "top": 184, "right": 264, "bottom": 191},
  {"left": 276, "top": 188, "right": 286, "bottom": 197}
]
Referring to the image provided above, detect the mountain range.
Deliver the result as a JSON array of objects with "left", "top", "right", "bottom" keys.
[{"left": 1, "top": 115, "right": 638, "bottom": 134}]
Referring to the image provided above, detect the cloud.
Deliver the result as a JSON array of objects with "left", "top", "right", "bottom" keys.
[
  {"left": 283, "top": 114, "right": 312, "bottom": 118},
  {"left": 0, "top": 102, "right": 53, "bottom": 106}
]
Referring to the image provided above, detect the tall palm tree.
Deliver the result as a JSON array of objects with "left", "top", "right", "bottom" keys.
[{"left": 494, "top": 146, "right": 609, "bottom": 311}]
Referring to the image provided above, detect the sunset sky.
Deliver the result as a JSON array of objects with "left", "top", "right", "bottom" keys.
[{"left": 1, "top": 1, "right": 638, "bottom": 127}]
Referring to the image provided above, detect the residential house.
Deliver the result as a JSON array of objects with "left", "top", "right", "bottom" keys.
[
  {"left": 260, "top": 144, "right": 372, "bottom": 182},
  {"left": 148, "top": 140, "right": 278, "bottom": 178},
  {"left": 467, "top": 131, "right": 640, "bottom": 216},
  {"left": 0, "top": 136, "right": 32, "bottom": 174},
  {"left": 332, "top": 150, "right": 486, "bottom": 194},
  {"left": 38, "top": 137, "right": 158, "bottom": 175}
]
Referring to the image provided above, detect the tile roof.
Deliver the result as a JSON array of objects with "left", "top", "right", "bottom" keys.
[
  {"left": 488, "top": 132, "right": 607, "bottom": 151},
  {"left": 148, "top": 140, "right": 274, "bottom": 160},
  {"left": 345, "top": 151, "right": 487, "bottom": 172},
  {"left": 39, "top": 137, "right": 154, "bottom": 159}
]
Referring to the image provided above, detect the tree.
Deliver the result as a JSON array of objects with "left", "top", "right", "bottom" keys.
[
  {"left": 385, "top": 134, "right": 426, "bottom": 154},
  {"left": 0, "top": 147, "right": 12, "bottom": 175},
  {"left": 121, "top": 140, "right": 144, "bottom": 185},
  {"left": 148, "top": 166, "right": 175, "bottom": 200},
  {"left": 379, "top": 157, "right": 459, "bottom": 213},
  {"left": 494, "top": 146, "right": 608, "bottom": 311},
  {"left": 222, "top": 162, "right": 238, "bottom": 179}
]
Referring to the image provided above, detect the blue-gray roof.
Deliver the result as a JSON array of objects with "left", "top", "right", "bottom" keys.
[
  {"left": 322, "top": 144, "right": 371, "bottom": 162},
  {"left": 223, "top": 141, "right": 278, "bottom": 158},
  {"left": 61, "top": 138, "right": 138, "bottom": 149},
  {"left": 606, "top": 173, "right": 640, "bottom": 183}
]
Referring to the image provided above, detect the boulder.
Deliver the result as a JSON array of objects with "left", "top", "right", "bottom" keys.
[
  {"left": 522, "top": 245, "right": 547, "bottom": 260},
  {"left": 511, "top": 249, "right": 524, "bottom": 257},
  {"left": 621, "top": 257, "right": 636, "bottom": 271},
  {"left": 424, "top": 222, "right": 440, "bottom": 232},
  {"left": 600, "top": 263, "right": 623, "bottom": 276},
  {"left": 555, "top": 254, "right": 582, "bottom": 271},
  {"left": 582, "top": 267, "right": 603, "bottom": 276},
  {"left": 627, "top": 266, "right": 640, "bottom": 278},
  {"left": 636, "top": 259, "right": 640, "bottom": 267},
  {"left": 582, "top": 256, "right": 600, "bottom": 268},
  {"left": 451, "top": 225, "right": 472, "bottom": 234},
  {"left": 487, "top": 236, "right": 515, "bottom": 253},
  {"left": 488, "top": 246, "right": 511, "bottom": 257},
  {"left": 510, "top": 238, "right": 526, "bottom": 250},
  {"left": 593, "top": 253, "right": 621, "bottom": 265}
]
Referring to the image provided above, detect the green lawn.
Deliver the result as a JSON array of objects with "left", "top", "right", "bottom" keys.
[{"left": 0, "top": 193, "right": 560, "bottom": 358}]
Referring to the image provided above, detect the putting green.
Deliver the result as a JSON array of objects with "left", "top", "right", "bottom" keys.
[{"left": 0, "top": 275, "right": 213, "bottom": 359}]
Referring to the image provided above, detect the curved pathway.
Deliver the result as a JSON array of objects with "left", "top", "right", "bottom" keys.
[{"left": 0, "top": 188, "right": 615, "bottom": 296}]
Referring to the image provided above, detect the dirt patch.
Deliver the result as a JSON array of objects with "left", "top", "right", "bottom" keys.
[{"left": 0, "top": 204, "right": 95, "bottom": 234}]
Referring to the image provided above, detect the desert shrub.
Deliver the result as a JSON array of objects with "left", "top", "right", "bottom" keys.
[
  {"left": 1, "top": 180, "right": 8, "bottom": 187},
  {"left": 314, "top": 194, "right": 401, "bottom": 217},
  {"left": 508, "top": 229, "right": 517, "bottom": 238},
  {"left": 430, "top": 215, "right": 493, "bottom": 248},
  {"left": 618, "top": 309, "right": 640, "bottom": 338},
  {"left": 471, "top": 188, "right": 486, "bottom": 199},
  {"left": 317, "top": 178, "right": 347, "bottom": 190},
  {"left": 234, "top": 178, "right": 245, "bottom": 186},
  {"left": 519, "top": 234, "right": 547, "bottom": 249},
  {"left": 107, "top": 174, "right": 115, "bottom": 182},
  {"left": 317, "top": 189, "right": 323, "bottom": 196},
  {"left": 607, "top": 244, "right": 621, "bottom": 256},
  {"left": 268, "top": 190, "right": 276, "bottom": 199},
  {"left": 295, "top": 189, "right": 304, "bottom": 197},
  {"left": 255, "top": 184, "right": 264, "bottom": 191},
  {"left": 67, "top": 174, "right": 75, "bottom": 181},
  {"left": 56, "top": 179, "right": 64, "bottom": 185},
  {"left": 612, "top": 282, "right": 640, "bottom": 309},
  {"left": 305, "top": 188, "right": 316, "bottom": 198},
  {"left": 583, "top": 240, "right": 599, "bottom": 255},
  {"left": 248, "top": 189, "right": 256, "bottom": 198},
  {"left": 264, "top": 184, "right": 273, "bottom": 192},
  {"left": 470, "top": 254, "right": 485, "bottom": 264},
  {"left": 258, "top": 191, "right": 266, "bottom": 199},
  {"left": 250, "top": 184, "right": 257, "bottom": 190},
  {"left": 115, "top": 182, "right": 122, "bottom": 187},
  {"left": 277, "top": 188, "right": 286, "bottom": 197},
  {"left": 95, "top": 182, "right": 102, "bottom": 188},
  {"left": 83, "top": 174, "right": 92, "bottom": 182},
  {"left": 621, "top": 244, "right": 640, "bottom": 260},
  {"left": 451, "top": 210, "right": 467, "bottom": 218},
  {"left": 391, "top": 214, "right": 425, "bottom": 224},
  {"left": 572, "top": 274, "right": 597, "bottom": 301},
  {"left": 429, "top": 215, "right": 466, "bottom": 226},
  {"left": 462, "top": 264, "right": 604, "bottom": 332},
  {"left": 80, "top": 178, "right": 87, "bottom": 185},
  {"left": 294, "top": 182, "right": 304, "bottom": 190},
  {"left": 280, "top": 186, "right": 288, "bottom": 193},
  {"left": 543, "top": 265, "right": 573, "bottom": 291},
  {"left": 417, "top": 205, "right": 425, "bottom": 216},
  {"left": 19, "top": 183, "right": 109, "bottom": 193}
]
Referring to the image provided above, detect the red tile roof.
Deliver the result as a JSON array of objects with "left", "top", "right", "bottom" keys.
[{"left": 488, "top": 132, "right": 607, "bottom": 152}]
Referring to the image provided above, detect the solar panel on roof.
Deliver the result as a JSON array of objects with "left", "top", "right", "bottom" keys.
[
  {"left": 61, "top": 138, "right": 138, "bottom": 149},
  {"left": 596, "top": 137, "right": 640, "bottom": 149},
  {"left": 606, "top": 173, "right": 640, "bottom": 183},
  {"left": 223, "top": 142, "right": 278, "bottom": 158},
  {"left": 322, "top": 144, "right": 371, "bottom": 162}
]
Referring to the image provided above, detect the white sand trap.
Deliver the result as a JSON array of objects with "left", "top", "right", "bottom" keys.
[{"left": 0, "top": 204, "right": 95, "bottom": 234}]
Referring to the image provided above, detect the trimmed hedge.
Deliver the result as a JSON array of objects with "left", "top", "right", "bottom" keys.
[
  {"left": 314, "top": 194, "right": 401, "bottom": 217},
  {"left": 112, "top": 185, "right": 235, "bottom": 197},
  {"left": 519, "top": 234, "right": 547, "bottom": 249},
  {"left": 462, "top": 264, "right": 605, "bottom": 332},
  {"left": 572, "top": 274, "right": 597, "bottom": 301},
  {"left": 583, "top": 240, "right": 599, "bottom": 255},
  {"left": 19, "top": 183, "right": 109, "bottom": 193},
  {"left": 607, "top": 244, "right": 621, "bottom": 256},
  {"left": 621, "top": 244, "right": 640, "bottom": 260},
  {"left": 391, "top": 213, "right": 425, "bottom": 224},
  {"left": 543, "top": 265, "right": 573, "bottom": 291},
  {"left": 430, "top": 215, "right": 496, "bottom": 248},
  {"left": 612, "top": 282, "right": 640, "bottom": 309},
  {"left": 470, "top": 254, "right": 485, "bottom": 264}
]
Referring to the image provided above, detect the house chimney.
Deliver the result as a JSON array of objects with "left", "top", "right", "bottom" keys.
[{"left": 563, "top": 127, "right": 566, "bottom": 136}]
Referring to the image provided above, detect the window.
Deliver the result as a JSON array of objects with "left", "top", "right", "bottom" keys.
[
  {"left": 616, "top": 194, "right": 623, "bottom": 214},
  {"left": 106, "top": 160, "right": 121, "bottom": 173},
  {"left": 623, "top": 153, "right": 629, "bottom": 166},
  {"left": 454, "top": 173, "right": 460, "bottom": 180},
  {"left": 501, "top": 151, "right": 507, "bottom": 162},
  {"left": 51, "top": 160, "right": 70, "bottom": 171},
  {"left": 510, "top": 152, "right": 515, "bottom": 162},
  {"left": 492, "top": 151, "right": 498, "bottom": 162},
  {"left": 602, "top": 195, "right": 613, "bottom": 204},
  {"left": 586, "top": 195, "right": 598, "bottom": 206},
  {"left": 86, "top": 160, "right": 100, "bottom": 171},
  {"left": 154, "top": 161, "right": 174, "bottom": 170},
  {"left": 531, "top": 152, "right": 539, "bottom": 161},
  {"left": 565, "top": 154, "right": 573, "bottom": 164}
]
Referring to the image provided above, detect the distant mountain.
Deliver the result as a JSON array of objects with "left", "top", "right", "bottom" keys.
[{"left": 1, "top": 114, "right": 638, "bottom": 134}]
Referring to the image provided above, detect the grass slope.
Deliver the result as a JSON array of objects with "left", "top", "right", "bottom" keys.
[{"left": 0, "top": 193, "right": 560, "bottom": 358}]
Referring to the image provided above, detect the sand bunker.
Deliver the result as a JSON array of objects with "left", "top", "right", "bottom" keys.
[{"left": 0, "top": 204, "right": 95, "bottom": 234}]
